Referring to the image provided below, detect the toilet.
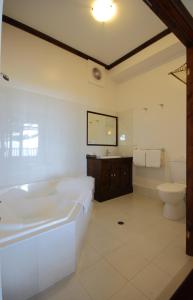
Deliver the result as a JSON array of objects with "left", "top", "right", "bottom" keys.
[{"left": 157, "top": 159, "right": 186, "bottom": 220}]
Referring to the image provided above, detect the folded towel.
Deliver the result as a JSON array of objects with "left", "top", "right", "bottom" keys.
[
  {"left": 146, "top": 150, "right": 161, "bottom": 168},
  {"left": 133, "top": 149, "right": 146, "bottom": 167}
]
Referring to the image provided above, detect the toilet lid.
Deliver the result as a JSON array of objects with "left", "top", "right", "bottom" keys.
[{"left": 157, "top": 183, "right": 186, "bottom": 192}]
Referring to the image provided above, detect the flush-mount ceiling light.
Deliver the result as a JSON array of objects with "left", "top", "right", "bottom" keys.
[{"left": 91, "top": 0, "right": 117, "bottom": 22}]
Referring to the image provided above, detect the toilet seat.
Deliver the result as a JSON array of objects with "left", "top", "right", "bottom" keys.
[{"left": 157, "top": 183, "right": 186, "bottom": 193}]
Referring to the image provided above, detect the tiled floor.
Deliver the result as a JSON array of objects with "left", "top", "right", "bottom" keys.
[{"left": 32, "top": 193, "right": 192, "bottom": 300}]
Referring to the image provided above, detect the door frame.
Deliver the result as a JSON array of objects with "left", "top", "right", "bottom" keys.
[{"left": 143, "top": 0, "right": 193, "bottom": 256}]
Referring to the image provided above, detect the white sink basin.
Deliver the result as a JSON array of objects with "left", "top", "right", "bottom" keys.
[{"left": 100, "top": 155, "right": 121, "bottom": 159}]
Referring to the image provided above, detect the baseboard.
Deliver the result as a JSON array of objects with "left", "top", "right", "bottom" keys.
[
  {"left": 133, "top": 184, "right": 159, "bottom": 199},
  {"left": 156, "top": 260, "right": 193, "bottom": 300}
]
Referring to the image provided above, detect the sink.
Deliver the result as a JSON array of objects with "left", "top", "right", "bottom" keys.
[{"left": 100, "top": 155, "right": 121, "bottom": 159}]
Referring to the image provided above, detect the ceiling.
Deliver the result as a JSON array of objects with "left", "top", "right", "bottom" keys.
[{"left": 3, "top": 0, "right": 167, "bottom": 65}]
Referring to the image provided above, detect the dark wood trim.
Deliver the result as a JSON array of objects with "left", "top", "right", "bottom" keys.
[
  {"left": 142, "top": 0, "right": 193, "bottom": 47},
  {"left": 87, "top": 111, "right": 118, "bottom": 146},
  {"left": 2, "top": 15, "right": 108, "bottom": 69},
  {"left": 87, "top": 110, "right": 118, "bottom": 119},
  {"left": 170, "top": 269, "right": 193, "bottom": 299},
  {"left": 3, "top": 14, "right": 170, "bottom": 70},
  {"left": 186, "top": 47, "right": 193, "bottom": 256},
  {"left": 107, "top": 28, "right": 171, "bottom": 69}
]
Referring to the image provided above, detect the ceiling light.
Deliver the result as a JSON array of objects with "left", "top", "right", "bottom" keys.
[{"left": 91, "top": 0, "right": 116, "bottom": 22}]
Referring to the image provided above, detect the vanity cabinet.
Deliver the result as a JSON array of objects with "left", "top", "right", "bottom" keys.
[{"left": 87, "top": 157, "right": 133, "bottom": 201}]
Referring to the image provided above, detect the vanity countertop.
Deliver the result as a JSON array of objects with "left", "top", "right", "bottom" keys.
[{"left": 86, "top": 155, "right": 132, "bottom": 160}]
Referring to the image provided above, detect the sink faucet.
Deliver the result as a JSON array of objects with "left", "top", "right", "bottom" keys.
[{"left": 106, "top": 149, "right": 110, "bottom": 156}]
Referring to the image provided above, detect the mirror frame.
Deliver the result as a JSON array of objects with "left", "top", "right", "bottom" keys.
[{"left": 87, "top": 111, "right": 118, "bottom": 146}]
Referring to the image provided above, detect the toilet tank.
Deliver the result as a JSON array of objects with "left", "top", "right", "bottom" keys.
[{"left": 169, "top": 158, "right": 186, "bottom": 184}]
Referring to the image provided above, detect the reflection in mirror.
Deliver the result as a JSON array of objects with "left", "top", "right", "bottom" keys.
[
  {"left": 87, "top": 111, "right": 118, "bottom": 146},
  {"left": 22, "top": 123, "right": 39, "bottom": 157},
  {"left": 2, "top": 123, "right": 39, "bottom": 158}
]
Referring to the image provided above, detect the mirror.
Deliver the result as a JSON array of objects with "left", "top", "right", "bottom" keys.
[{"left": 87, "top": 111, "right": 118, "bottom": 146}]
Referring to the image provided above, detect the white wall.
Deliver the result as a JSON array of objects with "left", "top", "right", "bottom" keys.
[
  {"left": 0, "top": 24, "right": 118, "bottom": 188},
  {"left": 2, "top": 23, "right": 117, "bottom": 109},
  {"left": 118, "top": 55, "right": 186, "bottom": 189},
  {"left": 0, "top": 23, "right": 187, "bottom": 191}
]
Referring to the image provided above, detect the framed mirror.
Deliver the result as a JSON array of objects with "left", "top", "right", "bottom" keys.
[{"left": 87, "top": 111, "right": 118, "bottom": 146}]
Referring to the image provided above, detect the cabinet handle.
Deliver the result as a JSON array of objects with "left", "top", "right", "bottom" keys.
[
  {"left": 111, "top": 173, "right": 113, "bottom": 177},
  {"left": 114, "top": 173, "right": 116, "bottom": 177}
]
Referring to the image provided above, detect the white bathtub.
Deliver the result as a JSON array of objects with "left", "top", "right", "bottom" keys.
[{"left": 0, "top": 176, "right": 94, "bottom": 300}]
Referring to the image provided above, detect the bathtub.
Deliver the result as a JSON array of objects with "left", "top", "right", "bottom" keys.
[{"left": 0, "top": 176, "right": 94, "bottom": 300}]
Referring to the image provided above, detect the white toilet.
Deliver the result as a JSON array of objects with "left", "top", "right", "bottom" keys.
[{"left": 157, "top": 159, "right": 186, "bottom": 220}]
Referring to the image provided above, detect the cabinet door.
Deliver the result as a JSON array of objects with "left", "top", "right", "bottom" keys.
[
  {"left": 121, "top": 165, "right": 130, "bottom": 187},
  {"left": 120, "top": 160, "right": 132, "bottom": 190},
  {"left": 100, "top": 160, "right": 111, "bottom": 193},
  {"left": 109, "top": 161, "right": 121, "bottom": 192}
]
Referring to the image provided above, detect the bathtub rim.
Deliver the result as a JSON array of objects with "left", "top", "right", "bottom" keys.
[
  {"left": 0, "top": 202, "right": 84, "bottom": 249},
  {"left": 0, "top": 176, "right": 94, "bottom": 248}
]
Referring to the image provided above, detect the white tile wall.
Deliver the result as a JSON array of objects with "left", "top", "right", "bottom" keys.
[
  {"left": 1, "top": 237, "right": 39, "bottom": 300},
  {"left": 0, "top": 84, "right": 83, "bottom": 187},
  {"left": 0, "top": 84, "right": 118, "bottom": 188},
  {"left": 1, "top": 221, "right": 76, "bottom": 300},
  {"left": 37, "top": 223, "right": 76, "bottom": 292}
]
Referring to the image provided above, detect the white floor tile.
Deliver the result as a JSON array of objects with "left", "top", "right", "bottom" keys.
[
  {"left": 77, "top": 240, "right": 102, "bottom": 272},
  {"left": 110, "top": 282, "right": 148, "bottom": 300},
  {"left": 30, "top": 193, "right": 188, "bottom": 300},
  {"left": 78, "top": 259, "right": 127, "bottom": 300},
  {"left": 31, "top": 276, "right": 91, "bottom": 300},
  {"left": 170, "top": 232, "right": 186, "bottom": 249},
  {"left": 106, "top": 245, "right": 149, "bottom": 280},
  {"left": 152, "top": 244, "right": 190, "bottom": 277},
  {"left": 117, "top": 231, "right": 169, "bottom": 261},
  {"left": 86, "top": 221, "right": 124, "bottom": 255},
  {"left": 130, "top": 263, "right": 172, "bottom": 300},
  {"left": 142, "top": 222, "right": 180, "bottom": 253},
  {"left": 91, "top": 213, "right": 132, "bottom": 243}
]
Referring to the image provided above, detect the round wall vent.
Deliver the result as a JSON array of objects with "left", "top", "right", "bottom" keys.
[{"left": 92, "top": 67, "right": 102, "bottom": 80}]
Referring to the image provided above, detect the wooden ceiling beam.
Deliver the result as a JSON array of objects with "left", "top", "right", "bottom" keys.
[
  {"left": 2, "top": 15, "right": 108, "bottom": 69},
  {"left": 143, "top": 0, "right": 193, "bottom": 47},
  {"left": 3, "top": 14, "right": 171, "bottom": 70}
]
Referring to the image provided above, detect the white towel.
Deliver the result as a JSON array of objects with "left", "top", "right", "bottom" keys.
[
  {"left": 146, "top": 150, "right": 161, "bottom": 168},
  {"left": 133, "top": 149, "right": 146, "bottom": 167}
]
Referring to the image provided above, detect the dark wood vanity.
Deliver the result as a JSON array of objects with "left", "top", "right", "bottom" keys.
[{"left": 87, "top": 157, "right": 133, "bottom": 201}]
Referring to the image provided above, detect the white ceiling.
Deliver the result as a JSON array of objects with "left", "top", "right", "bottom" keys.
[{"left": 3, "top": 0, "right": 167, "bottom": 65}]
